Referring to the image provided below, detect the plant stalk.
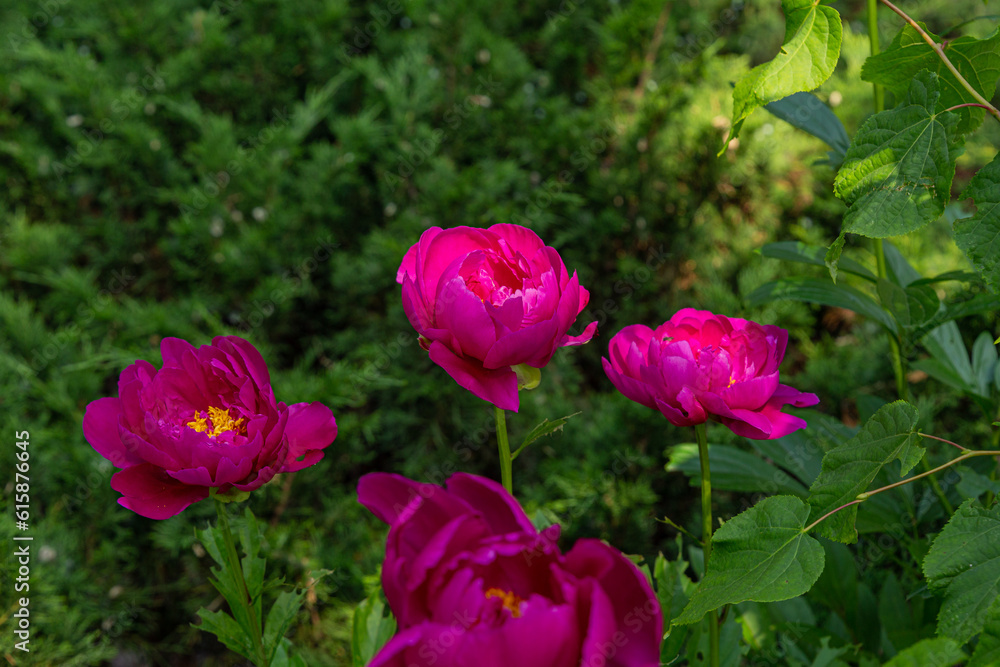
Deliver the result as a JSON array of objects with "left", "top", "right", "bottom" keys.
[
  {"left": 495, "top": 406, "right": 513, "bottom": 495},
  {"left": 879, "top": 0, "right": 1000, "bottom": 121},
  {"left": 867, "top": 0, "right": 884, "bottom": 112},
  {"left": 803, "top": 447, "right": 1000, "bottom": 533},
  {"left": 695, "top": 422, "right": 718, "bottom": 667},
  {"left": 215, "top": 499, "right": 268, "bottom": 666}
]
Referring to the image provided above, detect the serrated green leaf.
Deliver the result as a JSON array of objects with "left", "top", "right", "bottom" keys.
[
  {"left": 667, "top": 443, "right": 808, "bottom": 496},
  {"left": 969, "top": 599, "right": 1000, "bottom": 667},
  {"left": 955, "top": 465, "right": 1000, "bottom": 501},
  {"left": 911, "top": 293, "right": 1000, "bottom": 341},
  {"left": 723, "top": 0, "right": 842, "bottom": 151},
  {"left": 263, "top": 589, "right": 306, "bottom": 666},
  {"left": 758, "top": 241, "right": 877, "bottom": 281},
  {"left": 511, "top": 412, "right": 580, "bottom": 459},
  {"left": 876, "top": 279, "right": 942, "bottom": 332},
  {"left": 745, "top": 276, "right": 898, "bottom": 334},
  {"left": 352, "top": 590, "right": 397, "bottom": 667},
  {"left": 833, "top": 71, "right": 964, "bottom": 241},
  {"left": 882, "top": 637, "right": 965, "bottom": 667},
  {"left": 749, "top": 410, "right": 854, "bottom": 488},
  {"left": 239, "top": 508, "right": 266, "bottom": 605},
  {"left": 764, "top": 91, "right": 851, "bottom": 164},
  {"left": 675, "top": 496, "right": 825, "bottom": 624},
  {"left": 924, "top": 499, "right": 1000, "bottom": 643},
  {"left": 196, "top": 608, "right": 255, "bottom": 661},
  {"left": 807, "top": 401, "right": 922, "bottom": 543},
  {"left": 956, "top": 153, "right": 1000, "bottom": 294},
  {"left": 862, "top": 24, "right": 1000, "bottom": 134}
]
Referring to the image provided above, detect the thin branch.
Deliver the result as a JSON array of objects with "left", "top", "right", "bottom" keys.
[
  {"left": 919, "top": 432, "right": 968, "bottom": 452},
  {"left": 803, "top": 449, "right": 1000, "bottom": 534},
  {"left": 879, "top": 0, "right": 1000, "bottom": 121}
]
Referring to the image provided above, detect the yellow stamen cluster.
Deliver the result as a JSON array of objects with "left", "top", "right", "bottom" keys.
[
  {"left": 485, "top": 587, "right": 524, "bottom": 618},
  {"left": 186, "top": 406, "right": 245, "bottom": 438}
]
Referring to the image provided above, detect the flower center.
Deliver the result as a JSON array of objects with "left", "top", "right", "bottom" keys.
[
  {"left": 186, "top": 406, "right": 246, "bottom": 438},
  {"left": 485, "top": 587, "right": 524, "bottom": 618}
]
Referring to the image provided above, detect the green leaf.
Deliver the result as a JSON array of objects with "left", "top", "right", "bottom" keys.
[
  {"left": 882, "top": 638, "right": 965, "bottom": 667},
  {"left": 924, "top": 499, "right": 1000, "bottom": 643},
  {"left": 196, "top": 609, "right": 255, "bottom": 661},
  {"left": 352, "top": 589, "right": 397, "bottom": 667},
  {"left": 807, "top": 401, "right": 922, "bottom": 544},
  {"left": 911, "top": 293, "right": 1000, "bottom": 341},
  {"left": 263, "top": 589, "right": 306, "bottom": 666},
  {"left": 764, "top": 92, "right": 850, "bottom": 164},
  {"left": 862, "top": 24, "right": 1000, "bottom": 134},
  {"left": 749, "top": 410, "right": 855, "bottom": 490},
  {"left": 675, "top": 496, "right": 825, "bottom": 624},
  {"left": 745, "top": 277, "right": 898, "bottom": 335},
  {"left": 511, "top": 412, "right": 580, "bottom": 459},
  {"left": 833, "top": 71, "right": 964, "bottom": 242},
  {"left": 955, "top": 465, "right": 1000, "bottom": 501},
  {"left": 239, "top": 508, "right": 266, "bottom": 606},
  {"left": 655, "top": 543, "right": 696, "bottom": 663},
  {"left": 758, "top": 241, "right": 877, "bottom": 281},
  {"left": 955, "top": 153, "right": 1000, "bottom": 294},
  {"left": 666, "top": 443, "right": 808, "bottom": 496},
  {"left": 723, "top": 0, "right": 842, "bottom": 151},
  {"left": 969, "top": 599, "right": 1000, "bottom": 667},
  {"left": 972, "top": 331, "right": 998, "bottom": 396},
  {"left": 916, "top": 322, "right": 977, "bottom": 394},
  {"left": 876, "top": 279, "right": 942, "bottom": 332}
]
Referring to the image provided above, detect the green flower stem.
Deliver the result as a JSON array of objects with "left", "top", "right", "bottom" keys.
[
  {"left": 802, "top": 445, "right": 1000, "bottom": 534},
  {"left": 879, "top": 0, "right": 1000, "bottom": 122},
  {"left": 495, "top": 406, "right": 513, "bottom": 495},
  {"left": 866, "top": 0, "right": 884, "bottom": 112},
  {"left": 921, "top": 456, "right": 955, "bottom": 515},
  {"left": 867, "top": 0, "right": 909, "bottom": 403},
  {"left": 695, "top": 422, "right": 719, "bottom": 667},
  {"left": 215, "top": 499, "right": 268, "bottom": 667}
]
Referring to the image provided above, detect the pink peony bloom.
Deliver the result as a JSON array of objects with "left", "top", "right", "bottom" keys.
[
  {"left": 603, "top": 308, "right": 818, "bottom": 439},
  {"left": 397, "top": 224, "right": 597, "bottom": 411},
  {"left": 83, "top": 336, "right": 337, "bottom": 519},
  {"left": 358, "top": 472, "right": 662, "bottom": 667}
]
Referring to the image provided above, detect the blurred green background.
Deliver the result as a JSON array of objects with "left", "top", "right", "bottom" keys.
[{"left": 1, "top": 0, "right": 998, "bottom": 664}]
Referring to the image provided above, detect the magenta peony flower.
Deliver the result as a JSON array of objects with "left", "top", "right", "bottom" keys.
[
  {"left": 83, "top": 336, "right": 337, "bottom": 519},
  {"left": 357, "top": 472, "right": 662, "bottom": 667},
  {"left": 397, "top": 224, "right": 597, "bottom": 411},
  {"left": 603, "top": 308, "right": 818, "bottom": 439}
]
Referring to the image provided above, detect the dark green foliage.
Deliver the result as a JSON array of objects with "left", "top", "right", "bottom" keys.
[{"left": 2, "top": 0, "right": 999, "bottom": 665}]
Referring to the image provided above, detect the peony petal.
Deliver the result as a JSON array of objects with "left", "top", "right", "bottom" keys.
[
  {"left": 482, "top": 319, "right": 560, "bottom": 370},
  {"left": 281, "top": 401, "right": 337, "bottom": 473},
  {"left": 563, "top": 539, "right": 663, "bottom": 667},
  {"left": 560, "top": 320, "right": 597, "bottom": 347},
  {"left": 722, "top": 372, "right": 780, "bottom": 411},
  {"left": 489, "top": 223, "right": 546, "bottom": 258},
  {"left": 427, "top": 341, "right": 519, "bottom": 411},
  {"left": 446, "top": 473, "right": 537, "bottom": 536},
  {"left": 603, "top": 359, "right": 658, "bottom": 411},
  {"left": 434, "top": 275, "right": 499, "bottom": 362},
  {"left": 213, "top": 335, "right": 272, "bottom": 390},
  {"left": 111, "top": 463, "right": 209, "bottom": 519},
  {"left": 82, "top": 397, "right": 141, "bottom": 468}
]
